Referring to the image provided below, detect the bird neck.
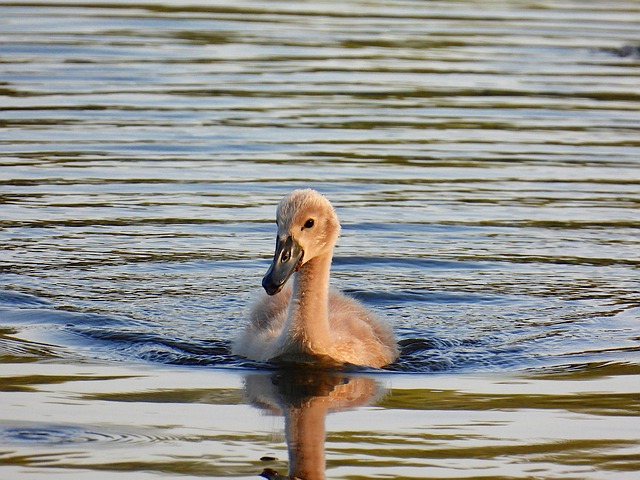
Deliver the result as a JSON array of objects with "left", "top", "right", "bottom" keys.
[{"left": 283, "top": 250, "right": 333, "bottom": 355}]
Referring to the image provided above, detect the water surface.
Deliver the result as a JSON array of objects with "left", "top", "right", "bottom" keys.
[{"left": 1, "top": 0, "right": 639, "bottom": 478}]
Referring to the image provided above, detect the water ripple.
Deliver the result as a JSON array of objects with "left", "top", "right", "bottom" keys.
[
  {"left": 0, "top": 423, "right": 192, "bottom": 447},
  {"left": 0, "top": 0, "right": 639, "bottom": 375}
]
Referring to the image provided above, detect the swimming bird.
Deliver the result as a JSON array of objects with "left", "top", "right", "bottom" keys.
[{"left": 233, "top": 189, "right": 398, "bottom": 368}]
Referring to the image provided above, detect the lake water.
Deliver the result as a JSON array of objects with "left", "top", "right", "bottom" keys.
[{"left": 1, "top": 0, "right": 639, "bottom": 478}]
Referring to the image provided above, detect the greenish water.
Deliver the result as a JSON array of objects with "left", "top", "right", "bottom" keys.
[{"left": 1, "top": 0, "right": 639, "bottom": 478}]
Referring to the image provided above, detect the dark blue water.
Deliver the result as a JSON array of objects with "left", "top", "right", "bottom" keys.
[{"left": 1, "top": 0, "right": 640, "bottom": 372}]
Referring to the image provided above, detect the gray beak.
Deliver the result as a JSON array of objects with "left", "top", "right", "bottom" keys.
[{"left": 262, "top": 235, "right": 304, "bottom": 295}]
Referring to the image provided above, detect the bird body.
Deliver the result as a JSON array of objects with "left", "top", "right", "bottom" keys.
[{"left": 233, "top": 189, "right": 397, "bottom": 368}]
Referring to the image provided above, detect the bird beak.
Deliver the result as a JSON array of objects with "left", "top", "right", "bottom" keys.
[{"left": 262, "top": 235, "right": 304, "bottom": 295}]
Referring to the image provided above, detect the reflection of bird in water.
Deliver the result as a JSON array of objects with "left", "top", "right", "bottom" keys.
[
  {"left": 245, "top": 369, "right": 384, "bottom": 480},
  {"left": 233, "top": 189, "right": 398, "bottom": 368},
  {"left": 259, "top": 468, "right": 300, "bottom": 480}
]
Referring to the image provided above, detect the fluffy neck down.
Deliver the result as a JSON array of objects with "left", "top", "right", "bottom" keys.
[{"left": 280, "top": 251, "right": 333, "bottom": 357}]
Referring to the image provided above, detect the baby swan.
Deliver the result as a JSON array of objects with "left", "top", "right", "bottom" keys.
[{"left": 233, "top": 189, "right": 398, "bottom": 368}]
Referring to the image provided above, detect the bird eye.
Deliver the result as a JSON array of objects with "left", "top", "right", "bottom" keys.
[{"left": 303, "top": 219, "right": 314, "bottom": 229}]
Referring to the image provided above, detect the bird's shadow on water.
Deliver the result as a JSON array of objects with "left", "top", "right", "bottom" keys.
[{"left": 242, "top": 368, "right": 385, "bottom": 480}]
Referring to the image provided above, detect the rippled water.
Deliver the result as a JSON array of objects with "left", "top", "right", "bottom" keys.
[{"left": 1, "top": 0, "right": 639, "bottom": 478}]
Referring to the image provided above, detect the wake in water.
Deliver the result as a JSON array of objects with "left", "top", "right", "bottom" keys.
[{"left": 2, "top": 287, "right": 637, "bottom": 374}]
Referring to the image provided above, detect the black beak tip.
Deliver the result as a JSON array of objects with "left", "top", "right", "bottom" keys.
[
  {"left": 262, "top": 274, "right": 283, "bottom": 296},
  {"left": 261, "top": 235, "right": 303, "bottom": 296}
]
